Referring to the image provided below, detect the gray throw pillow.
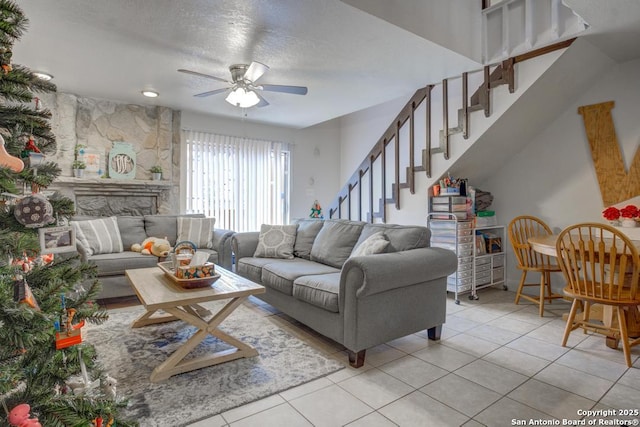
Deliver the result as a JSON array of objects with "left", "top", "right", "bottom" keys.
[
  {"left": 117, "top": 216, "right": 147, "bottom": 250},
  {"left": 350, "top": 231, "right": 389, "bottom": 257},
  {"left": 310, "top": 219, "right": 365, "bottom": 268},
  {"left": 71, "top": 216, "right": 124, "bottom": 256},
  {"left": 356, "top": 223, "right": 430, "bottom": 252},
  {"left": 291, "top": 219, "right": 324, "bottom": 259},
  {"left": 254, "top": 224, "right": 299, "bottom": 259},
  {"left": 177, "top": 217, "right": 216, "bottom": 248}
]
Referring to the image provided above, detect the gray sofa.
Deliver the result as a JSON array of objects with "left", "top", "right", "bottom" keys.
[
  {"left": 71, "top": 214, "right": 234, "bottom": 299},
  {"left": 232, "top": 219, "right": 457, "bottom": 367}
]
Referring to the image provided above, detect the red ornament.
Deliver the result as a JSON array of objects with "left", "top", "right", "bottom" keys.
[{"left": 24, "top": 136, "right": 41, "bottom": 153}]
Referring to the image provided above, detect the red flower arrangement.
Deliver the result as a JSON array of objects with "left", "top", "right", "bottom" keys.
[
  {"left": 620, "top": 205, "right": 639, "bottom": 219},
  {"left": 602, "top": 206, "right": 621, "bottom": 221}
]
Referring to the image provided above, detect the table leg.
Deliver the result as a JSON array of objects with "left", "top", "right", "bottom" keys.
[
  {"left": 149, "top": 297, "right": 258, "bottom": 382},
  {"left": 131, "top": 308, "right": 180, "bottom": 328}
]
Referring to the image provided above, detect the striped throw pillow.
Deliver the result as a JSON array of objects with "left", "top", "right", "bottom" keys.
[
  {"left": 176, "top": 217, "right": 216, "bottom": 248},
  {"left": 71, "top": 216, "right": 124, "bottom": 256}
]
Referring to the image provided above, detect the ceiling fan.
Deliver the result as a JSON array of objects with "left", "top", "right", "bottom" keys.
[{"left": 178, "top": 61, "right": 308, "bottom": 108}]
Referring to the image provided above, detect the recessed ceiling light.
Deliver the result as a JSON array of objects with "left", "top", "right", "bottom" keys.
[
  {"left": 33, "top": 71, "right": 53, "bottom": 81},
  {"left": 141, "top": 90, "right": 159, "bottom": 98}
]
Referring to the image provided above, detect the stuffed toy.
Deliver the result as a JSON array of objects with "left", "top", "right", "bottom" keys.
[{"left": 131, "top": 237, "right": 171, "bottom": 257}]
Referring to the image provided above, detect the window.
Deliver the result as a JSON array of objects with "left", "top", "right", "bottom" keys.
[{"left": 182, "top": 130, "right": 290, "bottom": 232}]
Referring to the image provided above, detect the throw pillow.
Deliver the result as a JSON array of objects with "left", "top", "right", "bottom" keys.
[
  {"left": 176, "top": 217, "right": 216, "bottom": 249},
  {"left": 254, "top": 224, "right": 298, "bottom": 259},
  {"left": 71, "top": 216, "right": 124, "bottom": 257},
  {"left": 310, "top": 219, "right": 365, "bottom": 268},
  {"left": 350, "top": 231, "right": 389, "bottom": 257},
  {"left": 291, "top": 219, "right": 324, "bottom": 260}
]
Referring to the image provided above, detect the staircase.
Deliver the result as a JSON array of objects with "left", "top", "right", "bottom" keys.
[
  {"left": 327, "top": 39, "right": 574, "bottom": 222},
  {"left": 327, "top": 0, "right": 589, "bottom": 223}
]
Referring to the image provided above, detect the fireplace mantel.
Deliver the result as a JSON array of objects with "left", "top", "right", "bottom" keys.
[
  {"left": 53, "top": 177, "right": 172, "bottom": 195},
  {"left": 51, "top": 177, "right": 175, "bottom": 216}
]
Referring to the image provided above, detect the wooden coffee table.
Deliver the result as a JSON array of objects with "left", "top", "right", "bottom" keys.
[{"left": 125, "top": 265, "right": 265, "bottom": 382}]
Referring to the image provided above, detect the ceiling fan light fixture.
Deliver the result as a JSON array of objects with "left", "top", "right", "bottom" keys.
[
  {"left": 141, "top": 90, "right": 159, "bottom": 98},
  {"left": 225, "top": 87, "right": 260, "bottom": 108}
]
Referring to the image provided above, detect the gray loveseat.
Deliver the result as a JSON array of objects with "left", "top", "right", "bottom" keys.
[
  {"left": 71, "top": 214, "right": 234, "bottom": 299},
  {"left": 232, "top": 219, "right": 457, "bottom": 367}
]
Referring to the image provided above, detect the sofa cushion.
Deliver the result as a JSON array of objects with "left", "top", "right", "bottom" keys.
[
  {"left": 88, "top": 251, "right": 159, "bottom": 276},
  {"left": 291, "top": 219, "right": 324, "bottom": 260},
  {"left": 356, "top": 223, "right": 430, "bottom": 253},
  {"left": 254, "top": 224, "right": 298, "bottom": 259},
  {"left": 177, "top": 217, "right": 216, "bottom": 248},
  {"left": 236, "top": 257, "right": 278, "bottom": 284},
  {"left": 117, "top": 216, "right": 148, "bottom": 251},
  {"left": 350, "top": 231, "right": 389, "bottom": 257},
  {"left": 293, "top": 273, "right": 341, "bottom": 313},
  {"left": 310, "top": 219, "right": 365, "bottom": 268},
  {"left": 71, "top": 216, "right": 124, "bottom": 256},
  {"left": 261, "top": 259, "right": 340, "bottom": 295},
  {"left": 144, "top": 214, "right": 204, "bottom": 246}
]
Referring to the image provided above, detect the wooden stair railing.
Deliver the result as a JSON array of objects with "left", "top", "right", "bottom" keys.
[{"left": 327, "top": 40, "right": 574, "bottom": 222}]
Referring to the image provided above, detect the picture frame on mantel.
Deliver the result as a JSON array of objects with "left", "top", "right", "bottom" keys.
[
  {"left": 79, "top": 147, "right": 102, "bottom": 178},
  {"left": 109, "top": 142, "right": 136, "bottom": 180}
]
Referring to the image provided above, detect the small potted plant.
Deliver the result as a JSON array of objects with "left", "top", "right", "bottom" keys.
[
  {"left": 150, "top": 165, "right": 163, "bottom": 181},
  {"left": 72, "top": 160, "right": 86, "bottom": 178}
]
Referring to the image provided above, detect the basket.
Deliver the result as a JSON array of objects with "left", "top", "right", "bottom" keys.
[
  {"left": 173, "top": 240, "right": 197, "bottom": 266},
  {"left": 157, "top": 261, "right": 220, "bottom": 289}
]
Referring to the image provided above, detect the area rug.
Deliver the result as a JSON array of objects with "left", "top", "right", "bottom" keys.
[{"left": 84, "top": 301, "right": 344, "bottom": 426}]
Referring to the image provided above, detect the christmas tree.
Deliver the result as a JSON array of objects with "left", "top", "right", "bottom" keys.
[{"left": 0, "top": 2, "right": 132, "bottom": 425}]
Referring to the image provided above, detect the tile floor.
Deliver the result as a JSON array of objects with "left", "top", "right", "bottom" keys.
[{"left": 105, "top": 288, "right": 640, "bottom": 426}]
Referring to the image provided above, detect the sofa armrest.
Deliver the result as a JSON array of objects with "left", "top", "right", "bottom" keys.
[
  {"left": 75, "top": 243, "right": 89, "bottom": 263},
  {"left": 231, "top": 232, "right": 260, "bottom": 261},
  {"left": 212, "top": 228, "right": 234, "bottom": 270},
  {"left": 340, "top": 247, "right": 457, "bottom": 299}
]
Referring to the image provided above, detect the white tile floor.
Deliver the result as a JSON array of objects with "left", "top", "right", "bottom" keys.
[{"left": 187, "top": 288, "right": 640, "bottom": 427}]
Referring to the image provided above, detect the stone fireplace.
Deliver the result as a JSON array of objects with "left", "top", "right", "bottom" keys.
[{"left": 51, "top": 177, "right": 175, "bottom": 216}]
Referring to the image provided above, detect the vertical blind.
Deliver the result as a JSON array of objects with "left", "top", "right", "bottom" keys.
[{"left": 182, "top": 130, "right": 290, "bottom": 232}]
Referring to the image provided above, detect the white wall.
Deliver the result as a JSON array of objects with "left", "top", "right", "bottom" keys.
[
  {"left": 341, "top": 0, "right": 482, "bottom": 62},
  {"left": 482, "top": 57, "right": 640, "bottom": 291},
  {"left": 181, "top": 111, "right": 341, "bottom": 222}
]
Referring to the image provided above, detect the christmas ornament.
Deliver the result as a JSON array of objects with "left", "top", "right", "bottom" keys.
[
  {"left": 0, "top": 134, "right": 25, "bottom": 172},
  {"left": 13, "top": 193, "right": 55, "bottom": 228},
  {"left": 65, "top": 348, "right": 98, "bottom": 394},
  {"left": 13, "top": 276, "right": 40, "bottom": 310},
  {"left": 55, "top": 308, "right": 84, "bottom": 350},
  {"left": 101, "top": 374, "right": 117, "bottom": 399},
  {"left": 21, "top": 136, "right": 41, "bottom": 156},
  {"left": 0, "top": 46, "right": 12, "bottom": 74},
  {"left": 8, "top": 404, "right": 42, "bottom": 427}
]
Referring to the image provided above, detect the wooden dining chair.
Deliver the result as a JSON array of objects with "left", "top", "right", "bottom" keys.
[
  {"left": 556, "top": 223, "right": 640, "bottom": 367},
  {"left": 508, "top": 215, "right": 564, "bottom": 316}
]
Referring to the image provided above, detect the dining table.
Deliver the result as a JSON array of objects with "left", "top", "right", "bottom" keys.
[{"left": 528, "top": 233, "right": 640, "bottom": 348}]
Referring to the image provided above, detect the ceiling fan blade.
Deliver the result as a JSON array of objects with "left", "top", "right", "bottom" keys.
[
  {"left": 244, "top": 61, "right": 269, "bottom": 83},
  {"left": 260, "top": 84, "right": 308, "bottom": 95},
  {"left": 194, "top": 87, "right": 229, "bottom": 97},
  {"left": 256, "top": 92, "right": 270, "bottom": 108},
  {"left": 178, "top": 69, "right": 228, "bottom": 83}
]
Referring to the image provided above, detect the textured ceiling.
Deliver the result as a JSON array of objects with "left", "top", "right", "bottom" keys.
[
  {"left": 12, "top": 1, "right": 640, "bottom": 130},
  {"left": 13, "top": 0, "right": 480, "bottom": 129}
]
